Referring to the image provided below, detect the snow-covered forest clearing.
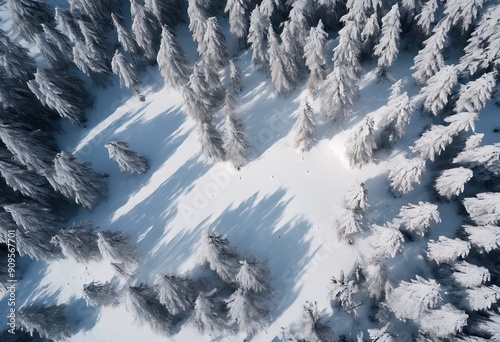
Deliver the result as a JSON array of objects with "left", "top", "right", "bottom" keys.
[{"left": 0, "top": 0, "right": 500, "bottom": 340}]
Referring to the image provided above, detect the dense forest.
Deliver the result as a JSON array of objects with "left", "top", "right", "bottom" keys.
[{"left": 0, "top": 0, "right": 499, "bottom": 341}]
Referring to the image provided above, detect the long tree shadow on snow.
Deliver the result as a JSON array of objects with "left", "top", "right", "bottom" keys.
[{"left": 206, "top": 188, "right": 315, "bottom": 322}]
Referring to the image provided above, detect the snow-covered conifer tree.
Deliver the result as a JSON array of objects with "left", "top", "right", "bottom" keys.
[
  {"left": 304, "top": 20, "right": 328, "bottom": 98},
  {"left": 203, "top": 17, "right": 228, "bottom": 70},
  {"left": 4, "top": 202, "right": 58, "bottom": 234},
  {"left": 247, "top": 6, "right": 271, "bottom": 71},
  {"left": 145, "top": 0, "right": 183, "bottom": 26},
  {"left": 361, "top": 262, "right": 390, "bottom": 300},
  {"left": 317, "top": 0, "right": 345, "bottom": 30},
  {"left": 293, "top": 97, "right": 315, "bottom": 152},
  {"left": 419, "top": 304, "right": 468, "bottom": 339},
  {"left": 41, "top": 23, "right": 73, "bottom": 63},
  {"left": 16, "top": 226, "right": 61, "bottom": 261},
  {"left": 35, "top": 32, "right": 72, "bottom": 70},
  {"left": 360, "top": 12, "right": 380, "bottom": 57},
  {"left": 434, "top": 167, "right": 473, "bottom": 200},
  {"left": 463, "top": 224, "right": 500, "bottom": 253},
  {"left": 6, "top": 0, "right": 54, "bottom": 42},
  {"left": 229, "top": 59, "right": 243, "bottom": 94},
  {"left": 127, "top": 284, "right": 176, "bottom": 336},
  {"left": 157, "top": 26, "right": 190, "bottom": 89},
  {"left": 187, "top": 0, "right": 208, "bottom": 52},
  {"left": 279, "top": 20, "right": 306, "bottom": 88},
  {"left": 226, "top": 288, "right": 269, "bottom": 334},
  {"left": 236, "top": 260, "right": 271, "bottom": 293},
  {"left": 198, "top": 229, "right": 239, "bottom": 283},
  {"left": 329, "top": 267, "right": 363, "bottom": 314},
  {"left": 0, "top": 31, "right": 36, "bottom": 83},
  {"left": 51, "top": 221, "right": 101, "bottom": 263},
  {"left": 105, "top": 140, "right": 148, "bottom": 174},
  {"left": 463, "top": 192, "right": 500, "bottom": 225},
  {"left": 464, "top": 285, "right": 500, "bottom": 311},
  {"left": 294, "top": 301, "right": 334, "bottom": 342},
  {"left": 333, "top": 206, "right": 362, "bottom": 243},
  {"left": 260, "top": 0, "right": 285, "bottom": 31},
  {"left": 111, "top": 50, "right": 142, "bottom": 99},
  {"left": 268, "top": 26, "right": 295, "bottom": 95},
  {"left": 28, "top": 68, "right": 93, "bottom": 125},
  {"left": 155, "top": 274, "right": 197, "bottom": 315},
  {"left": 453, "top": 142, "right": 500, "bottom": 182},
  {"left": 411, "top": 23, "right": 448, "bottom": 85},
  {"left": 97, "top": 230, "right": 138, "bottom": 268},
  {"left": 111, "top": 13, "right": 140, "bottom": 57},
  {"left": 393, "top": 201, "right": 440, "bottom": 236},
  {"left": 455, "top": 71, "right": 497, "bottom": 113},
  {"left": 420, "top": 65, "right": 458, "bottom": 116},
  {"left": 460, "top": 4, "right": 500, "bottom": 75},
  {"left": 83, "top": 281, "right": 120, "bottom": 307},
  {"left": 192, "top": 290, "right": 228, "bottom": 334},
  {"left": 223, "top": 91, "right": 249, "bottom": 169},
  {"left": 131, "top": 6, "right": 160, "bottom": 61},
  {"left": 451, "top": 261, "right": 490, "bottom": 288},
  {"left": 51, "top": 151, "right": 108, "bottom": 209},
  {"left": 415, "top": 0, "right": 439, "bottom": 38},
  {"left": 379, "top": 80, "right": 413, "bottom": 148},
  {"left": 54, "top": 7, "right": 81, "bottom": 42},
  {"left": 369, "top": 223, "right": 404, "bottom": 259},
  {"left": 72, "top": 39, "right": 112, "bottom": 88},
  {"left": 373, "top": 4, "right": 401, "bottom": 78},
  {"left": 321, "top": 20, "right": 361, "bottom": 121},
  {"left": 225, "top": 0, "right": 250, "bottom": 42},
  {"left": 443, "top": 0, "right": 485, "bottom": 32},
  {"left": 199, "top": 120, "right": 226, "bottom": 162},
  {"left": 427, "top": 237, "right": 470, "bottom": 264},
  {"left": 18, "top": 304, "right": 73, "bottom": 341},
  {"left": 345, "top": 117, "right": 376, "bottom": 168},
  {"left": 344, "top": 182, "right": 368, "bottom": 213},
  {"left": 386, "top": 276, "right": 442, "bottom": 321}
]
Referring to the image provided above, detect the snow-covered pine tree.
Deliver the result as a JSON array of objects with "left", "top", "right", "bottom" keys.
[
  {"left": 72, "top": 39, "right": 112, "bottom": 88},
  {"left": 157, "top": 25, "right": 190, "bottom": 89},
  {"left": 6, "top": 0, "right": 54, "bottom": 42},
  {"left": 155, "top": 274, "right": 197, "bottom": 315},
  {"left": 373, "top": 4, "right": 401, "bottom": 79},
  {"left": 97, "top": 230, "right": 138, "bottom": 269},
  {"left": 247, "top": 6, "right": 271, "bottom": 72},
  {"left": 434, "top": 167, "right": 473, "bottom": 200},
  {"left": 463, "top": 224, "right": 500, "bottom": 253},
  {"left": 294, "top": 301, "right": 334, "bottom": 342},
  {"left": 411, "top": 23, "right": 448, "bottom": 85},
  {"left": 18, "top": 304, "right": 73, "bottom": 341},
  {"left": 379, "top": 80, "right": 413, "bottom": 148},
  {"left": 463, "top": 192, "right": 500, "bottom": 225},
  {"left": 343, "top": 0, "right": 377, "bottom": 26},
  {"left": 187, "top": 0, "right": 208, "bottom": 52},
  {"left": 418, "top": 304, "right": 468, "bottom": 339},
  {"left": 111, "top": 50, "right": 143, "bottom": 100},
  {"left": 0, "top": 30, "right": 37, "bottom": 83},
  {"left": 3, "top": 202, "right": 59, "bottom": 233},
  {"left": 427, "top": 236, "right": 470, "bottom": 264},
  {"left": 192, "top": 290, "right": 228, "bottom": 334},
  {"left": 369, "top": 223, "right": 405, "bottom": 259},
  {"left": 360, "top": 12, "right": 380, "bottom": 58},
  {"left": 293, "top": 97, "right": 315, "bottom": 152},
  {"left": 127, "top": 284, "right": 176, "bottom": 336},
  {"left": 35, "top": 32, "right": 72, "bottom": 70},
  {"left": 51, "top": 221, "right": 101, "bottom": 263},
  {"left": 16, "top": 225, "right": 61, "bottom": 261},
  {"left": 344, "top": 182, "right": 368, "bottom": 213},
  {"left": 225, "top": 0, "right": 250, "bottom": 43},
  {"left": 202, "top": 17, "right": 228, "bottom": 71},
  {"left": 389, "top": 157, "right": 425, "bottom": 197},
  {"left": 419, "top": 65, "right": 458, "bottom": 116},
  {"left": 321, "top": 20, "right": 361, "bottom": 122},
  {"left": 0, "top": 134, "right": 40, "bottom": 175},
  {"left": 54, "top": 7, "right": 82, "bottom": 43},
  {"left": 105, "top": 140, "right": 148, "bottom": 174},
  {"left": 393, "top": 201, "right": 440, "bottom": 236},
  {"left": 223, "top": 91, "right": 249, "bottom": 169},
  {"left": 453, "top": 141, "right": 500, "bottom": 182},
  {"left": 464, "top": 285, "right": 500, "bottom": 311},
  {"left": 455, "top": 71, "right": 497, "bottom": 113},
  {"left": 131, "top": 5, "right": 160, "bottom": 62},
  {"left": 332, "top": 206, "right": 363, "bottom": 243},
  {"left": 443, "top": 0, "right": 485, "bottom": 33},
  {"left": 345, "top": 117, "right": 376, "bottom": 168},
  {"left": 279, "top": 20, "right": 306, "bottom": 89},
  {"left": 226, "top": 288, "right": 269, "bottom": 335},
  {"left": 328, "top": 268, "right": 363, "bottom": 315},
  {"left": 145, "top": 0, "right": 183, "bottom": 26},
  {"left": 198, "top": 229, "right": 239, "bottom": 283},
  {"left": 303, "top": 20, "right": 328, "bottom": 98},
  {"left": 451, "top": 261, "right": 490, "bottom": 288},
  {"left": 236, "top": 259, "right": 271, "bottom": 294},
  {"left": 83, "top": 281, "right": 120, "bottom": 307},
  {"left": 414, "top": 0, "right": 439, "bottom": 38},
  {"left": 0, "top": 211, "right": 17, "bottom": 244},
  {"left": 77, "top": 17, "right": 113, "bottom": 73},
  {"left": 386, "top": 275, "right": 442, "bottom": 322},
  {"left": 317, "top": 0, "right": 345, "bottom": 30},
  {"left": 228, "top": 59, "right": 243, "bottom": 94},
  {"left": 361, "top": 261, "right": 390, "bottom": 300},
  {"left": 111, "top": 12, "right": 141, "bottom": 57},
  {"left": 41, "top": 23, "right": 73, "bottom": 65},
  {"left": 460, "top": 3, "right": 500, "bottom": 76},
  {"left": 51, "top": 151, "right": 108, "bottom": 209},
  {"left": 260, "top": 0, "right": 285, "bottom": 32},
  {"left": 268, "top": 25, "right": 295, "bottom": 95},
  {"left": 28, "top": 68, "right": 93, "bottom": 125},
  {"left": 198, "top": 119, "right": 226, "bottom": 162}
]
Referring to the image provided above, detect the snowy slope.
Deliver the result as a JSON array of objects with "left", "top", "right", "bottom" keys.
[{"left": 1, "top": 7, "right": 499, "bottom": 342}]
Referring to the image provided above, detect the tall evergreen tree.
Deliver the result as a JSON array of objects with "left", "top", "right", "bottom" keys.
[
  {"left": 111, "top": 50, "right": 143, "bottom": 99},
  {"left": 187, "top": 0, "right": 208, "bottom": 52},
  {"left": 247, "top": 6, "right": 271, "bottom": 72},
  {"left": 443, "top": 0, "right": 485, "bottom": 32},
  {"left": 303, "top": 20, "right": 328, "bottom": 98},
  {"left": 155, "top": 274, "right": 197, "bottom": 315},
  {"left": 6, "top": 0, "right": 54, "bottom": 42},
  {"left": 145, "top": 0, "right": 183, "bottom": 26},
  {"left": 225, "top": 0, "right": 251, "bottom": 43},
  {"left": 411, "top": 23, "right": 448, "bottom": 85},
  {"left": 0, "top": 30, "right": 37, "bottom": 83},
  {"left": 203, "top": 17, "right": 228, "bottom": 70},
  {"left": 83, "top": 281, "right": 120, "bottom": 307},
  {"left": 419, "top": 65, "right": 458, "bottom": 116},
  {"left": 345, "top": 117, "right": 376, "bottom": 168},
  {"left": 192, "top": 290, "right": 229, "bottom": 334},
  {"left": 198, "top": 120, "right": 226, "bottom": 162},
  {"left": 54, "top": 7, "right": 82, "bottom": 43},
  {"left": 105, "top": 140, "right": 148, "bottom": 174},
  {"left": 228, "top": 59, "right": 243, "bottom": 94},
  {"left": 18, "top": 304, "right": 73, "bottom": 341},
  {"left": 373, "top": 4, "right": 401, "bottom": 79},
  {"left": 268, "top": 26, "right": 296, "bottom": 95},
  {"left": 51, "top": 221, "right": 102, "bottom": 263},
  {"left": 226, "top": 288, "right": 269, "bottom": 335},
  {"left": 293, "top": 97, "right": 315, "bottom": 152},
  {"left": 389, "top": 157, "right": 426, "bottom": 196},
  {"left": 198, "top": 229, "right": 239, "bottom": 283},
  {"left": 157, "top": 25, "right": 190, "bottom": 89},
  {"left": 223, "top": 91, "right": 249, "bottom": 169},
  {"left": 4, "top": 202, "right": 59, "bottom": 233},
  {"left": 111, "top": 12, "right": 141, "bottom": 57},
  {"left": 454, "top": 71, "right": 497, "bottom": 113},
  {"left": 132, "top": 5, "right": 160, "bottom": 62},
  {"left": 97, "top": 230, "right": 138, "bottom": 268}
]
